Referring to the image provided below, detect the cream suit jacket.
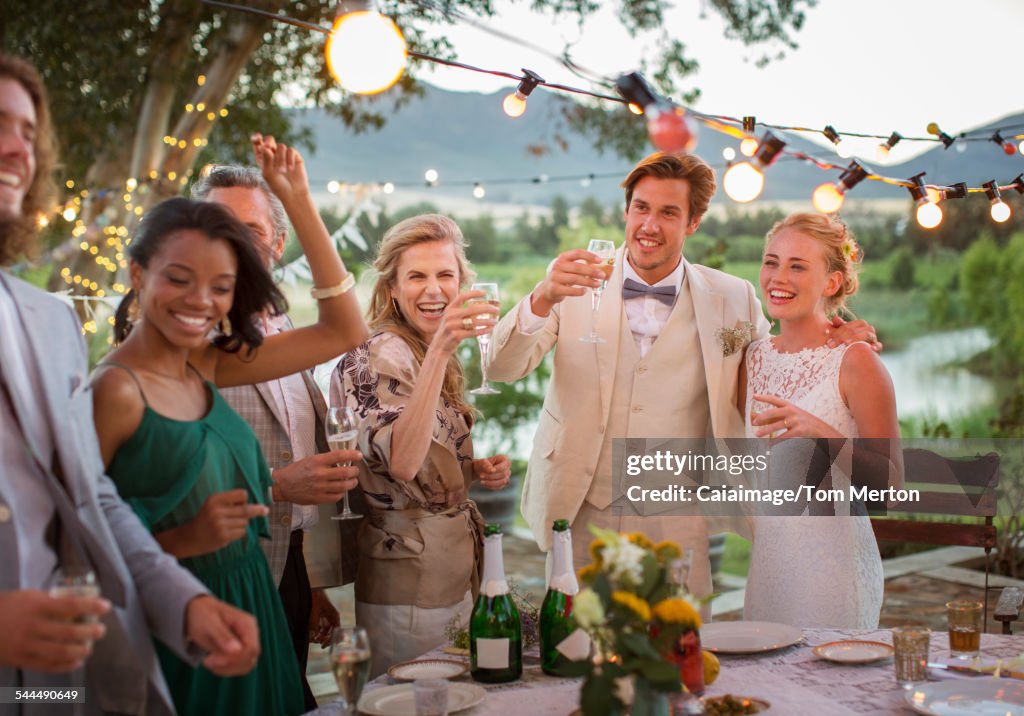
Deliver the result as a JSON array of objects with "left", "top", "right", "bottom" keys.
[{"left": 486, "top": 249, "right": 770, "bottom": 550}]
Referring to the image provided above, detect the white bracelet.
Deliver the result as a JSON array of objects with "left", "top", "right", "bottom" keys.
[{"left": 310, "top": 273, "right": 355, "bottom": 300}]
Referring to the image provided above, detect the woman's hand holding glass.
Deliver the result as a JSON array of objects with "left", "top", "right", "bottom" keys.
[
  {"left": 430, "top": 289, "right": 498, "bottom": 357},
  {"left": 467, "top": 282, "right": 501, "bottom": 395}
]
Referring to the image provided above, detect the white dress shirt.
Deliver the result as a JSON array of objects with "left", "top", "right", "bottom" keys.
[
  {"left": 0, "top": 276, "right": 58, "bottom": 587},
  {"left": 517, "top": 254, "right": 686, "bottom": 358}
]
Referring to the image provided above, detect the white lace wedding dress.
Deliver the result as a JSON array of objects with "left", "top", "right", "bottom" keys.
[{"left": 742, "top": 338, "right": 883, "bottom": 628}]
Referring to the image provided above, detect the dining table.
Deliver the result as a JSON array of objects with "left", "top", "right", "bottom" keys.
[{"left": 356, "top": 627, "right": 1024, "bottom": 715}]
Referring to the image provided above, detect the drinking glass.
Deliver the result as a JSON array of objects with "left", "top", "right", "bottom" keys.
[
  {"left": 892, "top": 625, "right": 930, "bottom": 689},
  {"left": 328, "top": 627, "right": 371, "bottom": 713},
  {"left": 50, "top": 568, "right": 99, "bottom": 716},
  {"left": 579, "top": 240, "right": 616, "bottom": 343},
  {"left": 326, "top": 406, "right": 362, "bottom": 521},
  {"left": 946, "top": 600, "right": 983, "bottom": 658},
  {"left": 468, "top": 282, "right": 500, "bottom": 395}
]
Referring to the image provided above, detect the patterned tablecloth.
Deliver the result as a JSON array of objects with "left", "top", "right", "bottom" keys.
[{"left": 363, "top": 629, "right": 1024, "bottom": 715}]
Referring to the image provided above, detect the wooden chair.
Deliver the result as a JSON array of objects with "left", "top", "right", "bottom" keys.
[{"left": 870, "top": 449, "right": 1004, "bottom": 629}]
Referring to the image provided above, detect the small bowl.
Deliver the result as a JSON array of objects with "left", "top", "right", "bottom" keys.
[
  {"left": 387, "top": 658, "right": 469, "bottom": 682},
  {"left": 701, "top": 694, "right": 771, "bottom": 714}
]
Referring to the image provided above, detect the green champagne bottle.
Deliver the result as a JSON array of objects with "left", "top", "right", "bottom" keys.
[
  {"left": 540, "top": 519, "right": 580, "bottom": 676},
  {"left": 470, "top": 524, "right": 522, "bottom": 683}
]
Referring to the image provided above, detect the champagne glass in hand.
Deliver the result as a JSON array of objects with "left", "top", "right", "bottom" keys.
[
  {"left": 580, "top": 240, "right": 616, "bottom": 343},
  {"left": 326, "top": 406, "right": 362, "bottom": 521},
  {"left": 468, "top": 282, "right": 501, "bottom": 395},
  {"left": 50, "top": 568, "right": 99, "bottom": 716},
  {"left": 328, "top": 626, "right": 371, "bottom": 712}
]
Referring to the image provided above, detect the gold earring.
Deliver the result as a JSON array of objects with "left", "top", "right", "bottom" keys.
[
  {"left": 220, "top": 314, "right": 232, "bottom": 337},
  {"left": 127, "top": 291, "right": 141, "bottom": 325}
]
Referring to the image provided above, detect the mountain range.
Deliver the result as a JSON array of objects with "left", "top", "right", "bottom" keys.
[{"left": 295, "top": 84, "right": 1024, "bottom": 208}]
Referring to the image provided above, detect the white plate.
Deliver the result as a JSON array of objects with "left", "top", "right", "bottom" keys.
[
  {"left": 700, "top": 621, "right": 803, "bottom": 654},
  {"left": 905, "top": 679, "right": 1024, "bottom": 715},
  {"left": 387, "top": 659, "right": 469, "bottom": 681},
  {"left": 813, "top": 640, "right": 893, "bottom": 664},
  {"left": 358, "top": 682, "right": 486, "bottom": 716}
]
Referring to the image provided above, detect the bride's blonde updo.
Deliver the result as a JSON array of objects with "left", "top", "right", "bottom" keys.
[{"left": 765, "top": 212, "right": 862, "bottom": 315}]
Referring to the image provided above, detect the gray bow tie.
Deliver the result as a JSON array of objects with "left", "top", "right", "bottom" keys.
[{"left": 622, "top": 277, "right": 677, "bottom": 306}]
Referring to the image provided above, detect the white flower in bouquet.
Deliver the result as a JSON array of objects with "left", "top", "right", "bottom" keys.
[
  {"left": 573, "top": 588, "right": 605, "bottom": 629},
  {"left": 602, "top": 536, "right": 645, "bottom": 586}
]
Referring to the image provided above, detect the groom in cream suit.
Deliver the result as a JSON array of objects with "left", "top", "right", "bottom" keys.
[
  {"left": 0, "top": 53, "right": 260, "bottom": 715},
  {"left": 487, "top": 153, "right": 769, "bottom": 604}
]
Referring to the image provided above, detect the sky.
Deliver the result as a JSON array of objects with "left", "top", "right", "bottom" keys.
[{"left": 418, "top": 0, "right": 1024, "bottom": 164}]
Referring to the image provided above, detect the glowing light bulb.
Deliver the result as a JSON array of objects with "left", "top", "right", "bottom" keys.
[
  {"left": 991, "top": 200, "right": 1011, "bottom": 223},
  {"left": 1004, "top": 142, "right": 1017, "bottom": 156},
  {"left": 875, "top": 144, "right": 891, "bottom": 161},
  {"left": 327, "top": 180, "right": 340, "bottom": 194},
  {"left": 956, "top": 140, "right": 968, "bottom": 154},
  {"left": 628, "top": 103, "right": 644, "bottom": 115},
  {"left": 325, "top": 11, "right": 407, "bottom": 95},
  {"left": 723, "top": 162, "right": 765, "bottom": 203},
  {"left": 502, "top": 92, "right": 527, "bottom": 118},
  {"left": 646, "top": 105, "right": 698, "bottom": 153},
  {"left": 1019, "top": 140, "right": 1024, "bottom": 155},
  {"left": 722, "top": 147, "right": 736, "bottom": 162},
  {"left": 740, "top": 138, "right": 759, "bottom": 157},
  {"left": 62, "top": 206, "right": 78, "bottom": 222},
  {"left": 472, "top": 184, "right": 485, "bottom": 199},
  {"left": 916, "top": 201, "right": 943, "bottom": 229},
  {"left": 424, "top": 169, "right": 439, "bottom": 184},
  {"left": 383, "top": 182, "right": 395, "bottom": 194},
  {"left": 924, "top": 187, "right": 942, "bottom": 204},
  {"left": 927, "top": 122, "right": 940, "bottom": 135},
  {"left": 835, "top": 141, "right": 853, "bottom": 159},
  {"left": 812, "top": 182, "right": 845, "bottom": 214}
]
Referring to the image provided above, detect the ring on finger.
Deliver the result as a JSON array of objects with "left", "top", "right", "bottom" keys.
[
  {"left": 462, "top": 317, "right": 473, "bottom": 331},
  {"left": 784, "top": 418, "right": 789, "bottom": 429}
]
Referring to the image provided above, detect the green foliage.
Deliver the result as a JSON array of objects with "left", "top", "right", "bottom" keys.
[
  {"left": 558, "top": 218, "right": 622, "bottom": 254},
  {"left": 889, "top": 247, "right": 916, "bottom": 290}
]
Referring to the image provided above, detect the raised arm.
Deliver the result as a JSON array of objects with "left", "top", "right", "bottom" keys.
[{"left": 213, "top": 134, "right": 368, "bottom": 387}]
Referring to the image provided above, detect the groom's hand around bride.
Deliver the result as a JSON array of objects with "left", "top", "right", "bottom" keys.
[
  {"left": 530, "top": 249, "right": 606, "bottom": 317},
  {"left": 825, "top": 315, "right": 882, "bottom": 352},
  {"left": 751, "top": 394, "right": 843, "bottom": 440}
]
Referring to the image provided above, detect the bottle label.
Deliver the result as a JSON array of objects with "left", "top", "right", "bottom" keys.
[
  {"left": 555, "top": 629, "right": 591, "bottom": 661},
  {"left": 475, "top": 638, "right": 510, "bottom": 669}
]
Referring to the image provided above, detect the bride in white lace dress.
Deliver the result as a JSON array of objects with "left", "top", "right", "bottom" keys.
[{"left": 739, "top": 213, "right": 901, "bottom": 629}]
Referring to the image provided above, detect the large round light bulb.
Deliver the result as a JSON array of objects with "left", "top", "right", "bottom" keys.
[
  {"left": 502, "top": 92, "right": 527, "bottom": 118},
  {"left": 875, "top": 144, "right": 891, "bottom": 162},
  {"left": 325, "top": 11, "right": 407, "bottom": 95},
  {"left": 723, "top": 162, "right": 765, "bottom": 203},
  {"left": 835, "top": 141, "right": 853, "bottom": 159},
  {"left": 812, "top": 182, "right": 845, "bottom": 214},
  {"left": 1019, "top": 139, "right": 1024, "bottom": 155},
  {"left": 646, "top": 105, "right": 698, "bottom": 153},
  {"left": 740, "top": 137, "right": 759, "bottom": 157},
  {"left": 424, "top": 169, "right": 439, "bottom": 184},
  {"left": 991, "top": 200, "right": 1012, "bottom": 223},
  {"left": 472, "top": 184, "right": 486, "bottom": 199},
  {"left": 916, "top": 201, "right": 943, "bottom": 229}
]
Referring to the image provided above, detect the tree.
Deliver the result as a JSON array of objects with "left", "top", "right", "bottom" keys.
[{"left": 4, "top": 0, "right": 814, "bottom": 306}]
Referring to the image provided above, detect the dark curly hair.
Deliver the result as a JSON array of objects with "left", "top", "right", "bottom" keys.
[
  {"left": 0, "top": 53, "right": 58, "bottom": 265},
  {"left": 113, "top": 197, "right": 287, "bottom": 353}
]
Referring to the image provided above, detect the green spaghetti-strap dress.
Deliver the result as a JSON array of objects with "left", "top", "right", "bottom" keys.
[{"left": 104, "top": 366, "right": 304, "bottom": 716}]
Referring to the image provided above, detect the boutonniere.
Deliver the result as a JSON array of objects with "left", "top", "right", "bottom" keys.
[{"left": 714, "top": 321, "right": 754, "bottom": 357}]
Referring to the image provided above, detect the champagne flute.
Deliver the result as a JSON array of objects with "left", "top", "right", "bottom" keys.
[
  {"left": 328, "top": 626, "right": 371, "bottom": 713},
  {"left": 468, "top": 282, "right": 501, "bottom": 395},
  {"left": 579, "top": 239, "right": 616, "bottom": 343},
  {"left": 50, "top": 568, "right": 99, "bottom": 716},
  {"left": 326, "top": 406, "right": 363, "bottom": 521}
]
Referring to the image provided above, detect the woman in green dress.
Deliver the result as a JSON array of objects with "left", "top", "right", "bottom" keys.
[{"left": 91, "top": 137, "right": 367, "bottom": 715}]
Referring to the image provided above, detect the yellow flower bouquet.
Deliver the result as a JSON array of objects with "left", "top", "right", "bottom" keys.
[{"left": 564, "top": 526, "right": 705, "bottom": 716}]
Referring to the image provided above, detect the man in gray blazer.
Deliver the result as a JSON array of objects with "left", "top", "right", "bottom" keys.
[
  {"left": 193, "top": 163, "right": 365, "bottom": 709},
  {"left": 0, "top": 53, "right": 260, "bottom": 715}
]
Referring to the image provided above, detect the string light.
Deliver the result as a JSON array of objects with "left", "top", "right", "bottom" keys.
[
  {"left": 926, "top": 122, "right": 956, "bottom": 149},
  {"left": 811, "top": 160, "right": 868, "bottom": 214},
  {"left": 739, "top": 116, "right": 758, "bottom": 157},
  {"left": 722, "top": 132, "right": 785, "bottom": 203},
  {"left": 983, "top": 180, "right": 1012, "bottom": 223},
  {"left": 823, "top": 125, "right": 852, "bottom": 159},
  {"left": 616, "top": 72, "right": 697, "bottom": 153},
  {"left": 1013, "top": 174, "right": 1024, "bottom": 195},
  {"left": 472, "top": 183, "right": 485, "bottom": 199},
  {"left": 722, "top": 147, "right": 736, "bottom": 162},
  {"left": 876, "top": 132, "right": 902, "bottom": 161},
  {"left": 992, "top": 131, "right": 1017, "bottom": 155},
  {"left": 424, "top": 169, "right": 439, "bottom": 186},
  {"left": 908, "top": 172, "right": 942, "bottom": 229},
  {"left": 502, "top": 69, "right": 543, "bottom": 118},
  {"left": 325, "top": 2, "right": 407, "bottom": 95}
]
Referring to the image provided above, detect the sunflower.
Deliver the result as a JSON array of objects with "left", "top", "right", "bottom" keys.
[
  {"left": 577, "top": 563, "right": 599, "bottom": 583},
  {"left": 652, "top": 597, "right": 701, "bottom": 629},
  {"left": 626, "top": 532, "right": 654, "bottom": 550},
  {"left": 589, "top": 538, "right": 606, "bottom": 564},
  {"left": 611, "top": 591, "right": 652, "bottom": 622},
  {"left": 653, "top": 540, "right": 682, "bottom": 559}
]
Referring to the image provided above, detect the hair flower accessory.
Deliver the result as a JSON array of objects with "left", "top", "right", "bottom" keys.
[
  {"left": 714, "top": 321, "right": 754, "bottom": 357},
  {"left": 841, "top": 240, "right": 861, "bottom": 263}
]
